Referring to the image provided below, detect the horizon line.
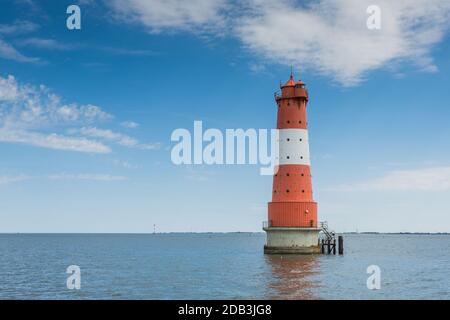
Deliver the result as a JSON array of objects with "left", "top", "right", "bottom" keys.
[{"left": 0, "top": 231, "right": 449, "bottom": 235}]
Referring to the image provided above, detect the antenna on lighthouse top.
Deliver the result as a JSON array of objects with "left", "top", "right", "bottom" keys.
[{"left": 290, "top": 65, "right": 294, "bottom": 79}]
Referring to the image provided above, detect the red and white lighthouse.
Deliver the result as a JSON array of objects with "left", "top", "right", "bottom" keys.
[{"left": 263, "top": 72, "right": 321, "bottom": 254}]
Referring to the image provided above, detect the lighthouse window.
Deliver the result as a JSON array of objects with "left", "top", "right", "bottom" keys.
[
  {"left": 300, "top": 156, "right": 303, "bottom": 159},
  {"left": 286, "top": 156, "right": 290, "bottom": 159},
  {"left": 286, "top": 189, "right": 290, "bottom": 193},
  {"left": 299, "top": 138, "right": 302, "bottom": 141},
  {"left": 286, "top": 173, "right": 290, "bottom": 177},
  {"left": 287, "top": 120, "right": 290, "bottom": 124},
  {"left": 302, "top": 190, "right": 305, "bottom": 193},
  {"left": 287, "top": 138, "right": 290, "bottom": 142},
  {"left": 301, "top": 173, "right": 304, "bottom": 177},
  {"left": 299, "top": 121, "right": 302, "bottom": 124}
]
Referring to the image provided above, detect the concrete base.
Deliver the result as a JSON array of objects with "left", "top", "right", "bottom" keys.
[{"left": 263, "top": 227, "right": 321, "bottom": 255}]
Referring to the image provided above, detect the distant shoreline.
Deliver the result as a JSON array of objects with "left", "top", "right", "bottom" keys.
[
  {"left": 343, "top": 232, "right": 450, "bottom": 235},
  {"left": 0, "top": 232, "right": 449, "bottom": 235}
]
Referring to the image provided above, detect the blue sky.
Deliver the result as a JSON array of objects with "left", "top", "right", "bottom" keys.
[{"left": 1, "top": 0, "right": 450, "bottom": 233}]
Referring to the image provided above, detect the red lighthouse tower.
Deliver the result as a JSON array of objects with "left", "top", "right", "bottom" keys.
[{"left": 263, "top": 72, "right": 321, "bottom": 254}]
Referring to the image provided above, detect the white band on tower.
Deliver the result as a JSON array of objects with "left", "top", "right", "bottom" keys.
[{"left": 277, "top": 129, "right": 310, "bottom": 165}]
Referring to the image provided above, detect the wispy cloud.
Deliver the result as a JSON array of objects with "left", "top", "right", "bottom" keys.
[
  {"left": 47, "top": 173, "right": 128, "bottom": 181},
  {"left": 331, "top": 166, "right": 450, "bottom": 191},
  {"left": 109, "top": 0, "right": 228, "bottom": 34},
  {"left": 0, "top": 38, "right": 40, "bottom": 63},
  {"left": 0, "top": 74, "right": 112, "bottom": 129},
  {"left": 0, "top": 20, "right": 41, "bottom": 63},
  {"left": 0, "top": 129, "right": 111, "bottom": 153},
  {"left": 0, "top": 174, "right": 30, "bottom": 185},
  {"left": 185, "top": 167, "right": 217, "bottom": 182},
  {"left": 76, "top": 127, "right": 138, "bottom": 147},
  {"left": 0, "top": 173, "right": 128, "bottom": 185},
  {"left": 106, "top": 0, "right": 450, "bottom": 85},
  {"left": 17, "top": 37, "right": 154, "bottom": 56},
  {"left": 16, "top": 38, "right": 78, "bottom": 50},
  {"left": 3, "top": 1, "right": 450, "bottom": 83},
  {"left": 73, "top": 127, "right": 159, "bottom": 150},
  {"left": 121, "top": 121, "right": 139, "bottom": 129},
  {"left": 0, "top": 20, "right": 39, "bottom": 35},
  {"left": 0, "top": 74, "right": 152, "bottom": 153},
  {"left": 96, "top": 45, "right": 155, "bottom": 56},
  {"left": 236, "top": 0, "right": 450, "bottom": 85},
  {"left": 248, "top": 62, "right": 267, "bottom": 74},
  {"left": 112, "top": 159, "right": 139, "bottom": 169}
]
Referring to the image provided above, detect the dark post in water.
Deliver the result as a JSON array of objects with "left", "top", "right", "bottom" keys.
[{"left": 338, "top": 236, "right": 344, "bottom": 255}]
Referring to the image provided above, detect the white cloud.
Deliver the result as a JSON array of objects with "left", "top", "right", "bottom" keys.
[
  {"left": 121, "top": 121, "right": 139, "bottom": 128},
  {"left": 112, "top": 159, "right": 139, "bottom": 169},
  {"left": 236, "top": 0, "right": 450, "bottom": 85},
  {"left": 248, "top": 62, "right": 267, "bottom": 74},
  {"left": 109, "top": 0, "right": 228, "bottom": 33},
  {"left": 0, "top": 175, "right": 29, "bottom": 185},
  {"left": 3, "top": 1, "right": 450, "bottom": 83},
  {"left": 0, "top": 20, "right": 41, "bottom": 63},
  {"left": 0, "top": 38, "right": 40, "bottom": 63},
  {"left": 0, "top": 74, "right": 153, "bottom": 153},
  {"left": 47, "top": 173, "right": 128, "bottom": 181},
  {"left": 17, "top": 38, "right": 154, "bottom": 56},
  {"left": 0, "top": 75, "right": 112, "bottom": 129},
  {"left": 17, "top": 38, "right": 77, "bottom": 50},
  {"left": 75, "top": 127, "right": 160, "bottom": 150},
  {"left": 104, "top": 0, "right": 450, "bottom": 85},
  {"left": 0, "top": 75, "right": 19, "bottom": 101},
  {"left": 0, "top": 173, "right": 128, "bottom": 185},
  {"left": 0, "top": 129, "right": 111, "bottom": 153},
  {"left": 333, "top": 166, "right": 450, "bottom": 191},
  {"left": 184, "top": 167, "right": 217, "bottom": 182},
  {"left": 96, "top": 45, "right": 154, "bottom": 56},
  {"left": 78, "top": 127, "right": 139, "bottom": 147},
  {"left": 138, "top": 142, "right": 161, "bottom": 150},
  {"left": 0, "top": 20, "right": 39, "bottom": 35}
]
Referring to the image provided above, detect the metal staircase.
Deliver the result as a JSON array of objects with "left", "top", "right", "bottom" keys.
[
  {"left": 319, "top": 221, "right": 337, "bottom": 254},
  {"left": 320, "top": 221, "right": 335, "bottom": 241}
]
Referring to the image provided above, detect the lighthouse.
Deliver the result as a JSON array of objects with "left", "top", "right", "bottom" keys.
[{"left": 263, "top": 72, "right": 321, "bottom": 254}]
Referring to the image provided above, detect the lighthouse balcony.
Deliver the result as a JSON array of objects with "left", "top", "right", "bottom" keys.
[
  {"left": 262, "top": 220, "right": 319, "bottom": 231},
  {"left": 274, "top": 88, "right": 308, "bottom": 101},
  {"left": 262, "top": 220, "right": 273, "bottom": 229}
]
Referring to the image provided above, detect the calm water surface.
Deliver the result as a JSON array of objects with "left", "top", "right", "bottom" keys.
[{"left": 0, "top": 233, "right": 448, "bottom": 299}]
